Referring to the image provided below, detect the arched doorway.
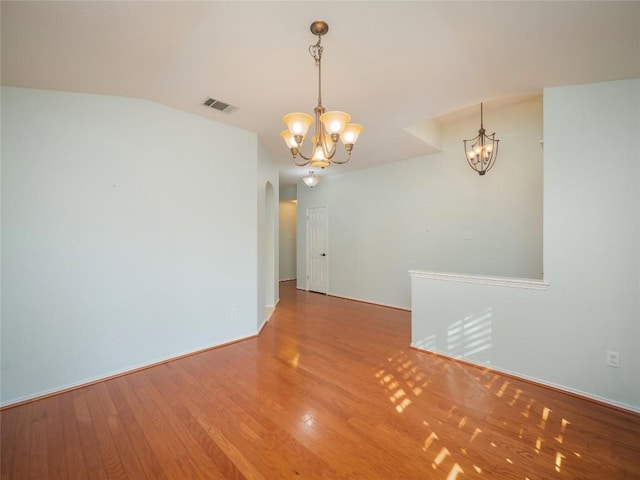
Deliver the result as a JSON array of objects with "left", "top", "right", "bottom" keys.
[{"left": 263, "top": 181, "right": 277, "bottom": 325}]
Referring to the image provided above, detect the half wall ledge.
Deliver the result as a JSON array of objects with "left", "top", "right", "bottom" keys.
[{"left": 409, "top": 270, "right": 549, "bottom": 290}]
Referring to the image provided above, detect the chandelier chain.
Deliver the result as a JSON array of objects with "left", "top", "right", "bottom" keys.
[
  {"left": 309, "top": 36, "right": 323, "bottom": 66},
  {"left": 309, "top": 37, "right": 324, "bottom": 108}
]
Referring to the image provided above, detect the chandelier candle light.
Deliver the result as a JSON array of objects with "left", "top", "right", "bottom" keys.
[
  {"left": 463, "top": 103, "right": 499, "bottom": 175},
  {"left": 281, "top": 21, "right": 363, "bottom": 168}
]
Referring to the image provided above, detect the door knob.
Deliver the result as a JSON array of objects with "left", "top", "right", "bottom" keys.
[{"left": 320, "top": 253, "right": 326, "bottom": 256}]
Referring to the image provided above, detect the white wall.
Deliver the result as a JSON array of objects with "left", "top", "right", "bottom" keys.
[
  {"left": 411, "top": 78, "right": 640, "bottom": 411},
  {"left": 297, "top": 97, "right": 543, "bottom": 308},
  {"left": 541, "top": 77, "right": 639, "bottom": 409},
  {"left": 0, "top": 86, "right": 272, "bottom": 405},
  {"left": 279, "top": 201, "right": 297, "bottom": 281},
  {"left": 256, "top": 139, "right": 279, "bottom": 327},
  {"left": 279, "top": 184, "right": 297, "bottom": 281}
]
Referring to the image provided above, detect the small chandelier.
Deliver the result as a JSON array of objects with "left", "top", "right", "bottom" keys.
[
  {"left": 463, "top": 103, "right": 499, "bottom": 175},
  {"left": 302, "top": 171, "right": 319, "bottom": 187},
  {"left": 281, "top": 20, "right": 363, "bottom": 168}
]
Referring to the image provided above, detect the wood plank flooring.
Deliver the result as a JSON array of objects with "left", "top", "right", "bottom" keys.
[{"left": 2, "top": 280, "right": 639, "bottom": 479}]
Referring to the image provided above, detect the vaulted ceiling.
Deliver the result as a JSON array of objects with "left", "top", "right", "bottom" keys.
[{"left": 2, "top": 1, "right": 639, "bottom": 186}]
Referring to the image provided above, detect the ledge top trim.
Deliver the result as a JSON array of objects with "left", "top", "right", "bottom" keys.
[{"left": 409, "top": 270, "right": 549, "bottom": 291}]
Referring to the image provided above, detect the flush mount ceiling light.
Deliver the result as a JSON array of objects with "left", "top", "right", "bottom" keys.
[
  {"left": 464, "top": 103, "right": 499, "bottom": 175},
  {"left": 281, "top": 20, "right": 363, "bottom": 169},
  {"left": 302, "top": 171, "right": 319, "bottom": 188}
]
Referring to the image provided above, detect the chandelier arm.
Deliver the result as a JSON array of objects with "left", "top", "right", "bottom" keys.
[
  {"left": 466, "top": 157, "right": 478, "bottom": 171},
  {"left": 319, "top": 133, "right": 337, "bottom": 160},
  {"left": 483, "top": 140, "right": 499, "bottom": 172},
  {"left": 464, "top": 140, "right": 482, "bottom": 170},
  {"left": 294, "top": 149, "right": 313, "bottom": 163},
  {"left": 293, "top": 155, "right": 311, "bottom": 166},
  {"left": 328, "top": 153, "right": 352, "bottom": 165},
  {"left": 463, "top": 133, "right": 481, "bottom": 145}
]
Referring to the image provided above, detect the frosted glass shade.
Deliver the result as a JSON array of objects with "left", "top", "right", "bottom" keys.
[
  {"left": 340, "top": 123, "right": 363, "bottom": 145},
  {"left": 320, "top": 111, "right": 350, "bottom": 135},
  {"left": 283, "top": 113, "right": 313, "bottom": 137},
  {"left": 310, "top": 143, "right": 330, "bottom": 168},
  {"left": 302, "top": 172, "right": 319, "bottom": 187},
  {"left": 280, "top": 130, "right": 298, "bottom": 149},
  {"left": 310, "top": 159, "right": 331, "bottom": 168}
]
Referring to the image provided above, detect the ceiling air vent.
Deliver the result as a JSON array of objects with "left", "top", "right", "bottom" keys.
[{"left": 203, "top": 97, "right": 238, "bottom": 114}]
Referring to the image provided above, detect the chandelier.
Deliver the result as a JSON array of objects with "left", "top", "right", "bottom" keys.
[
  {"left": 463, "top": 103, "right": 499, "bottom": 175},
  {"left": 302, "top": 171, "right": 319, "bottom": 187},
  {"left": 281, "top": 21, "right": 363, "bottom": 168}
]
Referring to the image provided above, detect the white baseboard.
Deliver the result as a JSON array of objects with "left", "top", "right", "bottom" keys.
[
  {"left": 328, "top": 292, "right": 410, "bottom": 311},
  {"left": 259, "top": 298, "right": 280, "bottom": 333},
  {"left": 410, "top": 343, "right": 640, "bottom": 414},
  {"left": 1, "top": 334, "right": 259, "bottom": 409}
]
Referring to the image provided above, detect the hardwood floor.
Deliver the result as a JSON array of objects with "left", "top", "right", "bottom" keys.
[{"left": 2, "top": 280, "right": 639, "bottom": 479}]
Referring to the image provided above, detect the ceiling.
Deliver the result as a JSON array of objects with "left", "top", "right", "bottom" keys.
[{"left": 2, "top": 1, "right": 639, "bottom": 186}]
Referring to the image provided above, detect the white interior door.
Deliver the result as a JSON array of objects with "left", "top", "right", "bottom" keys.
[{"left": 307, "top": 206, "right": 328, "bottom": 294}]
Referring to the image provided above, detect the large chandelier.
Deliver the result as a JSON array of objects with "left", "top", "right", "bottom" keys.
[
  {"left": 281, "top": 21, "right": 363, "bottom": 168},
  {"left": 463, "top": 103, "right": 499, "bottom": 175}
]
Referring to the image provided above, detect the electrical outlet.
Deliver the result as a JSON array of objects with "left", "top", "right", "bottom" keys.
[
  {"left": 463, "top": 231, "right": 473, "bottom": 240},
  {"left": 606, "top": 351, "right": 620, "bottom": 368}
]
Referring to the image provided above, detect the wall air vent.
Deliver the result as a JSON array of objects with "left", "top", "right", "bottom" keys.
[{"left": 203, "top": 97, "right": 238, "bottom": 114}]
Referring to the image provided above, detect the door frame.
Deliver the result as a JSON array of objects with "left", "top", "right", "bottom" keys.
[{"left": 306, "top": 205, "right": 328, "bottom": 294}]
